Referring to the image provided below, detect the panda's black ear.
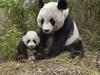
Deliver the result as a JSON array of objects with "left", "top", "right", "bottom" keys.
[
  {"left": 36, "top": 31, "right": 40, "bottom": 37},
  {"left": 57, "top": 0, "right": 68, "bottom": 10},
  {"left": 22, "top": 31, "right": 27, "bottom": 36},
  {"left": 39, "top": 0, "right": 44, "bottom": 8}
]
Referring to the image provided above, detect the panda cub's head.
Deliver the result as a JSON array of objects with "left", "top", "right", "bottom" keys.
[
  {"left": 22, "top": 31, "right": 40, "bottom": 49},
  {"left": 37, "top": 0, "right": 69, "bottom": 34}
]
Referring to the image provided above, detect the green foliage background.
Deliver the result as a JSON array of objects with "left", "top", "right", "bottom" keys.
[{"left": 0, "top": 0, "right": 100, "bottom": 61}]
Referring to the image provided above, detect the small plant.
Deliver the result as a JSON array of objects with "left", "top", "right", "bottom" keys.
[
  {"left": 0, "top": 25, "right": 21, "bottom": 60},
  {"left": 83, "top": 29, "right": 100, "bottom": 51}
]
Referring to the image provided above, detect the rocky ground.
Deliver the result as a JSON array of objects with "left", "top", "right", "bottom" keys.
[{"left": 0, "top": 51, "right": 100, "bottom": 75}]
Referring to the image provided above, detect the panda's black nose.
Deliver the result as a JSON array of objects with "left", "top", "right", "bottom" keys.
[
  {"left": 29, "top": 45, "right": 34, "bottom": 49},
  {"left": 44, "top": 29, "right": 49, "bottom": 32}
]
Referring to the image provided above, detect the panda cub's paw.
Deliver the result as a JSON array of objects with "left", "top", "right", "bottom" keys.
[
  {"left": 70, "top": 51, "right": 84, "bottom": 58},
  {"left": 16, "top": 54, "right": 28, "bottom": 62},
  {"left": 34, "top": 52, "right": 47, "bottom": 60},
  {"left": 15, "top": 53, "right": 26, "bottom": 60}
]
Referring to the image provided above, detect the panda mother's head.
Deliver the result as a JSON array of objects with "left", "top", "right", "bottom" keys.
[
  {"left": 22, "top": 31, "right": 40, "bottom": 49},
  {"left": 37, "top": 0, "right": 69, "bottom": 34}
]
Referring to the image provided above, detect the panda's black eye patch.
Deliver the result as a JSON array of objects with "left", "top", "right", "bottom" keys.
[
  {"left": 41, "top": 18, "right": 44, "bottom": 25},
  {"left": 27, "top": 40, "right": 30, "bottom": 43},
  {"left": 33, "top": 40, "right": 36, "bottom": 43},
  {"left": 50, "top": 18, "right": 55, "bottom": 26}
]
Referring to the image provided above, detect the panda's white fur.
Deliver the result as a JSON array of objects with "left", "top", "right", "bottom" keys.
[
  {"left": 65, "top": 21, "right": 81, "bottom": 46},
  {"left": 47, "top": 22, "right": 81, "bottom": 47},
  {"left": 37, "top": 2, "right": 65, "bottom": 33},
  {"left": 27, "top": 48, "right": 36, "bottom": 61},
  {"left": 22, "top": 31, "right": 40, "bottom": 49},
  {"left": 20, "top": 31, "right": 40, "bottom": 61},
  {"left": 37, "top": 2, "right": 80, "bottom": 46},
  {"left": 37, "top": 0, "right": 84, "bottom": 58}
]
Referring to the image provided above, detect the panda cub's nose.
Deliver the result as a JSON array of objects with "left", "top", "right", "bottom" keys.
[
  {"left": 44, "top": 29, "right": 49, "bottom": 32},
  {"left": 29, "top": 45, "right": 34, "bottom": 49}
]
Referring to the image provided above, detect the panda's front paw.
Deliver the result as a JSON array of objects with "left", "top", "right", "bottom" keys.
[
  {"left": 16, "top": 54, "right": 27, "bottom": 62},
  {"left": 35, "top": 53, "right": 46, "bottom": 60},
  {"left": 70, "top": 51, "right": 84, "bottom": 58}
]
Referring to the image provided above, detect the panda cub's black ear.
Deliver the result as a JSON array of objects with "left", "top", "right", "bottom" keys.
[
  {"left": 57, "top": 0, "right": 68, "bottom": 10},
  {"left": 22, "top": 31, "right": 27, "bottom": 36},
  {"left": 39, "top": 0, "right": 44, "bottom": 8}
]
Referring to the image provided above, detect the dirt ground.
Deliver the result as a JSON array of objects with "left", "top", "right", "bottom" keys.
[{"left": 0, "top": 51, "right": 100, "bottom": 75}]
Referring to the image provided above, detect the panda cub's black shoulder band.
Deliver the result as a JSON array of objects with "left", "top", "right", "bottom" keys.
[{"left": 16, "top": 40, "right": 28, "bottom": 60}]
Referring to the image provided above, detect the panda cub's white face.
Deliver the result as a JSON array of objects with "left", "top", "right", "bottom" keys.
[
  {"left": 37, "top": 2, "right": 65, "bottom": 34},
  {"left": 22, "top": 31, "right": 40, "bottom": 49}
]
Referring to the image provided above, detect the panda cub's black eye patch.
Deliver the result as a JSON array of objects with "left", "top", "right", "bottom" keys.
[
  {"left": 33, "top": 40, "right": 36, "bottom": 43},
  {"left": 27, "top": 40, "right": 30, "bottom": 43},
  {"left": 50, "top": 18, "right": 55, "bottom": 26},
  {"left": 41, "top": 18, "right": 44, "bottom": 25}
]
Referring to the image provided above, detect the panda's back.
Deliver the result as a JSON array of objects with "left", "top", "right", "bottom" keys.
[{"left": 65, "top": 21, "right": 81, "bottom": 46}]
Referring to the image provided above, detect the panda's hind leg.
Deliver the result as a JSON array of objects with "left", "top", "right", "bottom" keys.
[{"left": 70, "top": 40, "right": 84, "bottom": 58}]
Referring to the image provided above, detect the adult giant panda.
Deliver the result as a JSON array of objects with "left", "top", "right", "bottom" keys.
[{"left": 37, "top": 0, "right": 84, "bottom": 58}]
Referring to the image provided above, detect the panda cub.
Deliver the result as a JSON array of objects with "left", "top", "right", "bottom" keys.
[
  {"left": 16, "top": 31, "right": 45, "bottom": 61},
  {"left": 37, "top": 0, "right": 84, "bottom": 58}
]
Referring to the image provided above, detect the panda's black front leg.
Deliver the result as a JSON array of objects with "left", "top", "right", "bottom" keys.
[
  {"left": 47, "top": 35, "right": 66, "bottom": 58},
  {"left": 70, "top": 40, "right": 84, "bottom": 58},
  {"left": 34, "top": 50, "right": 47, "bottom": 60},
  {"left": 34, "top": 48, "right": 47, "bottom": 60},
  {"left": 16, "top": 40, "right": 28, "bottom": 61}
]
